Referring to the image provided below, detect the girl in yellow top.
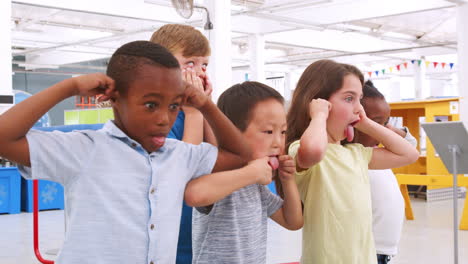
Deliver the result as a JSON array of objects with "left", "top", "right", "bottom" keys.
[{"left": 286, "top": 60, "right": 419, "bottom": 264}]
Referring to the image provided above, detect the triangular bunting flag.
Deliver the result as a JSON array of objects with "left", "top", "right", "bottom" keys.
[
  {"left": 368, "top": 72, "right": 372, "bottom": 77},
  {"left": 433, "top": 62, "right": 438, "bottom": 68},
  {"left": 375, "top": 71, "right": 379, "bottom": 76},
  {"left": 418, "top": 60, "right": 422, "bottom": 66},
  {"left": 411, "top": 60, "right": 415, "bottom": 64},
  {"left": 425, "top": 61, "right": 431, "bottom": 68},
  {"left": 450, "top": 63, "right": 454, "bottom": 69},
  {"left": 442, "top": 62, "right": 446, "bottom": 69},
  {"left": 389, "top": 67, "right": 393, "bottom": 73},
  {"left": 396, "top": 65, "right": 401, "bottom": 71},
  {"left": 404, "top": 62, "right": 408, "bottom": 69},
  {"left": 382, "top": 69, "right": 385, "bottom": 74}
]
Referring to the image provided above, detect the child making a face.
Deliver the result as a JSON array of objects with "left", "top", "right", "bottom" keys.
[
  {"left": 0, "top": 41, "right": 272, "bottom": 264},
  {"left": 191, "top": 82, "right": 303, "bottom": 263},
  {"left": 286, "top": 60, "right": 419, "bottom": 263}
]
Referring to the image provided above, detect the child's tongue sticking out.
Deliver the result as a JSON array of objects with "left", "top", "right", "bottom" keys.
[
  {"left": 346, "top": 125, "right": 354, "bottom": 142},
  {"left": 152, "top": 136, "right": 165, "bottom": 147},
  {"left": 268, "top": 156, "right": 279, "bottom": 170}
]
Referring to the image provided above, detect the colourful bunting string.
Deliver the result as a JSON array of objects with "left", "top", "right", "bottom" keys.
[{"left": 366, "top": 60, "right": 456, "bottom": 78}]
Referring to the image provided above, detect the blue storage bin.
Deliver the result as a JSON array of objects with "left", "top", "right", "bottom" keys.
[
  {"left": 21, "top": 178, "right": 64, "bottom": 212},
  {"left": 0, "top": 167, "right": 21, "bottom": 214}
]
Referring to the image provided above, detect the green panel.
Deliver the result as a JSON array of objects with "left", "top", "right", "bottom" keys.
[
  {"left": 64, "top": 111, "right": 80, "bottom": 125},
  {"left": 98, "top": 108, "right": 114, "bottom": 123},
  {"left": 78, "top": 110, "right": 99, "bottom": 124}
]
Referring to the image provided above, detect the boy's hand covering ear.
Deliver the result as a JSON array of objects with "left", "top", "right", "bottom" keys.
[
  {"left": 278, "top": 155, "right": 296, "bottom": 181},
  {"left": 72, "top": 73, "right": 116, "bottom": 98}
]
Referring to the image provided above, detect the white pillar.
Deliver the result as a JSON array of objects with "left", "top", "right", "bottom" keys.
[
  {"left": 457, "top": 3, "right": 468, "bottom": 127},
  {"left": 205, "top": 0, "right": 232, "bottom": 103},
  {"left": 414, "top": 57, "right": 428, "bottom": 100},
  {"left": 249, "top": 34, "right": 265, "bottom": 83},
  {"left": 0, "top": 0, "right": 13, "bottom": 114}
]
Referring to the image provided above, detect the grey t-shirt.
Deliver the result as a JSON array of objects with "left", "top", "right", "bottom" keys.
[{"left": 192, "top": 184, "right": 283, "bottom": 264}]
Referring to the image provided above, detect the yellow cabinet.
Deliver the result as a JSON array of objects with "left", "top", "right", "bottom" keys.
[
  {"left": 389, "top": 98, "right": 468, "bottom": 230},
  {"left": 390, "top": 98, "right": 459, "bottom": 177}
]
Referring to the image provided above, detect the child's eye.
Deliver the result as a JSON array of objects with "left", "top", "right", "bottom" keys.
[
  {"left": 281, "top": 130, "right": 287, "bottom": 135},
  {"left": 202, "top": 64, "right": 208, "bottom": 70},
  {"left": 169, "top": 103, "right": 180, "bottom": 111},
  {"left": 345, "top": 96, "right": 353, "bottom": 102},
  {"left": 263, "top": 130, "right": 273, "bottom": 134},
  {"left": 187, "top": 61, "right": 195, "bottom": 67},
  {"left": 145, "top": 102, "right": 157, "bottom": 110}
]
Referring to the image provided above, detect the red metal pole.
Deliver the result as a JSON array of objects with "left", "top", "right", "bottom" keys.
[{"left": 33, "top": 179, "right": 54, "bottom": 264}]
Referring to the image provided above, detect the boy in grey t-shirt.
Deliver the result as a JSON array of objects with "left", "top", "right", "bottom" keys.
[{"left": 192, "top": 82, "right": 304, "bottom": 263}]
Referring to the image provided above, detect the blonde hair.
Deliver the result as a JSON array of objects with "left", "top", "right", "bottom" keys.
[{"left": 150, "top": 24, "right": 210, "bottom": 57}]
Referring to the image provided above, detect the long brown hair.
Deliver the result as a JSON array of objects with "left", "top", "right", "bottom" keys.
[{"left": 286, "top": 60, "right": 364, "bottom": 149}]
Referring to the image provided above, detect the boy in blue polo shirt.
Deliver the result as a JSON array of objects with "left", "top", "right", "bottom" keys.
[{"left": 0, "top": 41, "right": 272, "bottom": 264}]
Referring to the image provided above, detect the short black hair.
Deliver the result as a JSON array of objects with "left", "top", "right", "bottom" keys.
[
  {"left": 106, "top": 41, "right": 180, "bottom": 94},
  {"left": 217, "top": 81, "right": 284, "bottom": 132},
  {"left": 362, "top": 80, "right": 384, "bottom": 99}
]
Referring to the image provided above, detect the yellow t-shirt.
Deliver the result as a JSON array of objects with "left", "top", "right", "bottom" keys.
[{"left": 289, "top": 140, "right": 375, "bottom": 264}]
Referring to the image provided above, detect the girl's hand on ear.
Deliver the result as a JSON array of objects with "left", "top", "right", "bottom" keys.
[
  {"left": 72, "top": 73, "right": 115, "bottom": 99},
  {"left": 309, "top": 99, "right": 331, "bottom": 120}
]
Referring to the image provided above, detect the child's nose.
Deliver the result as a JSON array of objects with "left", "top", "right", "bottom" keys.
[
  {"left": 354, "top": 102, "right": 362, "bottom": 114},
  {"left": 195, "top": 67, "right": 205, "bottom": 77},
  {"left": 272, "top": 133, "right": 282, "bottom": 147},
  {"left": 156, "top": 110, "right": 170, "bottom": 126}
]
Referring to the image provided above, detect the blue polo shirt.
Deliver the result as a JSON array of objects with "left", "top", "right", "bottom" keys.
[{"left": 18, "top": 120, "right": 217, "bottom": 264}]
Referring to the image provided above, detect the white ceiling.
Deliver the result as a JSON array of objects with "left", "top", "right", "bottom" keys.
[{"left": 10, "top": 0, "right": 463, "bottom": 79}]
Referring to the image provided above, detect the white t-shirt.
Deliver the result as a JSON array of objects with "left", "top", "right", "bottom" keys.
[
  {"left": 368, "top": 168, "right": 404, "bottom": 255},
  {"left": 369, "top": 128, "right": 417, "bottom": 255}
]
